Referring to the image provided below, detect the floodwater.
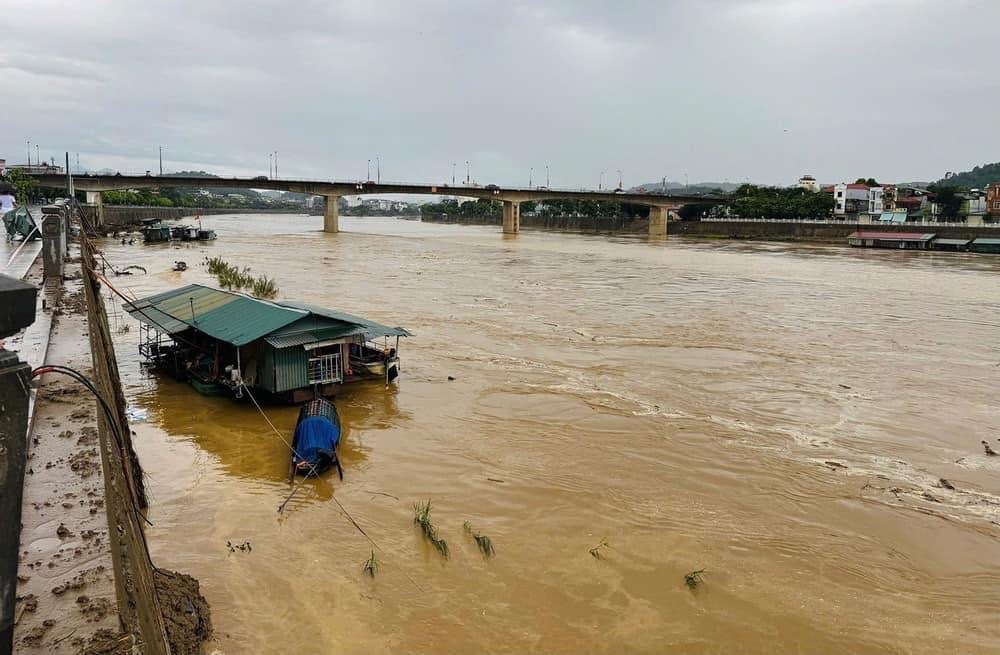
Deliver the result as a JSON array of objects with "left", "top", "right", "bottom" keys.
[{"left": 101, "top": 215, "right": 1000, "bottom": 654}]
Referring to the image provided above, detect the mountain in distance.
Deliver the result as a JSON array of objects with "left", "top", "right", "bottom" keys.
[{"left": 935, "top": 162, "right": 1000, "bottom": 189}]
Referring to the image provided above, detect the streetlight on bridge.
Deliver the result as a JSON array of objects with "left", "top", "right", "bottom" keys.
[
  {"left": 269, "top": 153, "right": 273, "bottom": 178},
  {"left": 26, "top": 140, "right": 30, "bottom": 166},
  {"left": 599, "top": 171, "right": 605, "bottom": 191},
  {"left": 466, "top": 161, "right": 470, "bottom": 186},
  {"left": 367, "top": 159, "right": 371, "bottom": 181},
  {"left": 376, "top": 156, "right": 380, "bottom": 184},
  {"left": 451, "top": 163, "right": 456, "bottom": 185},
  {"left": 617, "top": 169, "right": 623, "bottom": 190},
  {"left": 545, "top": 165, "right": 549, "bottom": 188},
  {"left": 529, "top": 167, "right": 533, "bottom": 188}
]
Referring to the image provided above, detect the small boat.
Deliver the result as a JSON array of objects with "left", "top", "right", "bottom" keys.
[
  {"left": 172, "top": 261, "right": 188, "bottom": 272},
  {"left": 197, "top": 228, "right": 217, "bottom": 241},
  {"left": 188, "top": 376, "right": 227, "bottom": 396},
  {"left": 291, "top": 398, "right": 343, "bottom": 478}
]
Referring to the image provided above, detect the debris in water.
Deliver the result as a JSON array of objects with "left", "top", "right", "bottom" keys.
[
  {"left": 981, "top": 440, "right": 997, "bottom": 457},
  {"left": 684, "top": 569, "right": 706, "bottom": 589},
  {"left": 838, "top": 384, "right": 851, "bottom": 389},
  {"left": 486, "top": 478, "right": 505, "bottom": 484},
  {"left": 413, "top": 500, "right": 449, "bottom": 559},
  {"left": 938, "top": 478, "right": 956, "bottom": 490},
  {"left": 921, "top": 491, "right": 941, "bottom": 503},
  {"left": 363, "top": 551, "right": 379, "bottom": 577},
  {"left": 463, "top": 522, "right": 495, "bottom": 558},
  {"left": 225, "top": 540, "right": 252, "bottom": 554},
  {"left": 589, "top": 539, "right": 610, "bottom": 559}
]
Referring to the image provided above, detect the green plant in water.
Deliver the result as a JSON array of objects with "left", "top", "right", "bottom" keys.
[
  {"left": 463, "top": 521, "right": 495, "bottom": 558},
  {"left": 413, "top": 500, "right": 449, "bottom": 559},
  {"left": 589, "top": 538, "right": 610, "bottom": 559},
  {"left": 684, "top": 569, "right": 705, "bottom": 589},
  {"left": 363, "top": 550, "right": 378, "bottom": 577},
  {"left": 252, "top": 275, "right": 279, "bottom": 299}
]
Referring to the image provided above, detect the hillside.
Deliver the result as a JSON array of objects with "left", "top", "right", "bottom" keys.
[{"left": 935, "top": 162, "right": 1000, "bottom": 189}]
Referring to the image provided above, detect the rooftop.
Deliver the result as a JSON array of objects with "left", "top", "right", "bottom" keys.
[{"left": 847, "top": 231, "right": 935, "bottom": 241}]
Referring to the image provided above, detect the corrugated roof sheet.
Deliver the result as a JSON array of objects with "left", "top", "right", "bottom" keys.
[
  {"left": 972, "top": 238, "right": 1000, "bottom": 245},
  {"left": 123, "top": 284, "right": 306, "bottom": 346},
  {"left": 934, "top": 239, "right": 971, "bottom": 245},
  {"left": 124, "top": 285, "right": 411, "bottom": 346},
  {"left": 277, "top": 300, "right": 412, "bottom": 338}
]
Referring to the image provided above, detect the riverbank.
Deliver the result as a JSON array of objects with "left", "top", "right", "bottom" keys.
[
  {"left": 9, "top": 211, "right": 211, "bottom": 653},
  {"left": 81, "top": 205, "right": 305, "bottom": 229},
  {"left": 420, "top": 213, "right": 1000, "bottom": 243}
]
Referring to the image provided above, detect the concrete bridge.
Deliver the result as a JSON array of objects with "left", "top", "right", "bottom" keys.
[{"left": 29, "top": 173, "right": 724, "bottom": 238}]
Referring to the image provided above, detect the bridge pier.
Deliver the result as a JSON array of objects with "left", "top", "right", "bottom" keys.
[
  {"left": 86, "top": 191, "right": 105, "bottom": 227},
  {"left": 648, "top": 206, "right": 668, "bottom": 239},
  {"left": 323, "top": 195, "right": 340, "bottom": 233},
  {"left": 502, "top": 200, "right": 520, "bottom": 234}
]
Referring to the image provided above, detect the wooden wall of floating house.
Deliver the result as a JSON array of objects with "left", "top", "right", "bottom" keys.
[
  {"left": 273, "top": 346, "right": 309, "bottom": 392},
  {"left": 259, "top": 347, "right": 276, "bottom": 393}
]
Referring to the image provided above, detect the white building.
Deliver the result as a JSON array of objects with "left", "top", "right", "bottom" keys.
[
  {"left": 832, "top": 183, "right": 871, "bottom": 215},
  {"left": 797, "top": 175, "right": 820, "bottom": 192},
  {"left": 867, "top": 186, "right": 884, "bottom": 214}
]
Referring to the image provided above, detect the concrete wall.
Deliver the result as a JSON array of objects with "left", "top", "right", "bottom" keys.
[
  {"left": 670, "top": 220, "right": 1000, "bottom": 242},
  {"left": 422, "top": 213, "right": 648, "bottom": 234}
]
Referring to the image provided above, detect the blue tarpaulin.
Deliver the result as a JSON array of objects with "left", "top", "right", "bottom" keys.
[{"left": 293, "top": 416, "right": 341, "bottom": 465}]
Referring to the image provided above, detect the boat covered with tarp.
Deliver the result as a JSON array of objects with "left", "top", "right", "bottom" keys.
[
  {"left": 291, "top": 398, "right": 343, "bottom": 478},
  {"left": 3, "top": 206, "right": 39, "bottom": 241}
]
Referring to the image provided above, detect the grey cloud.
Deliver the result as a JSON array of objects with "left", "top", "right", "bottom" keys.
[{"left": 4, "top": 0, "right": 999, "bottom": 186}]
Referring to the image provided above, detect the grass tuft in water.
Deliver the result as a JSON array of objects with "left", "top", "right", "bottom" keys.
[
  {"left": 363, "top": 550, "right": 379, "bottom": 577},
  {"left": 414, "top": 501, "right": 449, "bottom": 559},
  {"left": 589, "top": 538, "right": 610, "bottom": 559},
  {"left": 684, "top": 569, "right": 705, "bottom": 589},
  {"left": 463, "top": 521, "right": 495, "bottom": 558},
  {"left": 204, "top": 257, "right": 279, "bottom": 298}
]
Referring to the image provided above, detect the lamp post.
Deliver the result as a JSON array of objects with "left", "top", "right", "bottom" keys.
[
  {"left": 529, "top": 167, "right": 533, "bottom": 188},
  {"left": 617, "top": 169, "right": 623, "bottom": 190},
  {"left": 26, "top": 141, "right": 30, "bottom": 166},
  {"left": 36, "top": 145, "right": 40, "bottom": 167},
  {"left": 159, "top": 146, "right": 163, "bottom": 176},
  {"left": 466, "top": 161, "right": 470, "bottom": 185},
  {"left": 545, "top": 165, "right": 550, "bottom": 188},
  {"left": 376, "top": 156, "right": 380, "bottom": 184},
  {"left": 600, "top": 171, "right": 605, "bottom": 191},
  {"left": 269, "top": 153, "right": 273, "bottom": 178},
  {"left": 367, "top": 159, "right": 371, "bottom": 181},
  {"left": 451, "top": 163, "right": 456, "bottom": 185},
  {"left": 274, "top": 150, "right": 278, "bottom": 178}
]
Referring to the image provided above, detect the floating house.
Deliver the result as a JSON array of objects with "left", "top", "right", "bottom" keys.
[
  {"left": 969, "top": 238, "right": 1000, "bottom": 254},
  {"left": 124, "top": 284, "right": 410, "bottom": 403},
  {"left": 847, "top": 231, "right": 935, "bottom": 250}
]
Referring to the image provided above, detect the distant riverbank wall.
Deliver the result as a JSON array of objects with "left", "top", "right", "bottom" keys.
[
  {"left": 421, "top": 214, "right": 1000, "bottom": 242},
  {"left": 81, "top": 205, "right": 304, "bottom": 229},
  {"left": 421, "top": 213, "right": 648, "bottom": 234}
]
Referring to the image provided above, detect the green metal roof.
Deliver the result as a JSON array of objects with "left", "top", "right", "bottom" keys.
[
  {"left": 971, "top": 238, "right": 1000, "bottom": 245},
  {"left": 123, "top": 284, "right": 306, "bottom": 346},
  {"left": 124, "top": 285, "right": 411, "bottom": 347},
  {"left": 277, "top": 300, "right": 412, "bottom": 338}
]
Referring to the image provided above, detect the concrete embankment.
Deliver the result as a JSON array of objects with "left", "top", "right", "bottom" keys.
[
  {"left": 421, "top": 213, "right": 648, "bottom": 233},
  {"left": 10, "top": 206, "right": 211, "bottom": 654},
  {"left": 422, "top": 213, "right": 1000, "bottom": 243}
]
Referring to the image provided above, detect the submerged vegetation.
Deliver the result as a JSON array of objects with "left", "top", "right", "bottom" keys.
[
  {"left": 363, "top": 551, "right": 379, "bottom": 577},
  {"left": 414, "top": 501, "right": 449, "bottom": 559},
  {"left": 463, "top": 521, "right": 495, "bottom": 558},
  {"left": 684, "top": 569, "right": 705, "bottom": 589},
  {"left": 589, "top": 539, "right": 610, "bottom": 559},
  {"left": 205, "top": 256, "right": 278, "bottom": 299}
]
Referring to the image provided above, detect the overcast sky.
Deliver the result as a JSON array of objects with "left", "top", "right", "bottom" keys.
[{"left": 3, "top": 0, "right": 998, "bottom": 187}]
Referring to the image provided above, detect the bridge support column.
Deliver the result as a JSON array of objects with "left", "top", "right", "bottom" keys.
[
  {"left": 502, "top": 200, "right": 520, "bottom": 234},
  {"left": 86, "top": 191, "right": 105, "bottom": 228},
  {"left": 648, "top": 206, "right": 668, "bottom": 239},
  {"left": 323, "top": 195, "right": 340, "bottom": 233}
]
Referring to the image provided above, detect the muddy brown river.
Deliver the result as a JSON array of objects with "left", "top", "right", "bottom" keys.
[{"left": 100, "top": 215, "right": 1000, "bottom": 653}]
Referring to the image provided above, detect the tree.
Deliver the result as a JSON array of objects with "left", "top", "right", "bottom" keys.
[
  {"left": 5, "top": 169, "right": 41, "bottom": 204},
  {"left": 930, "top": 185, "right": 962, "bottom": 219},
  {"left": 678, "top": 203, "right": 714, "bottom": 220}
]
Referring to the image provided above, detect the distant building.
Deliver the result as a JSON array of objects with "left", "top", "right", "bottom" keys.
[
  {"left": 797, "top": 175, "right": 820, "bottom": 192},
  {"left": 987, "top": 183, "right": 1000, "bottom": 218},
  {"left": 7, "top": 162, "right": 65, "bottom": 175},
  {"left": 832, "top": 183, "right": 871, "bottom": 216}
]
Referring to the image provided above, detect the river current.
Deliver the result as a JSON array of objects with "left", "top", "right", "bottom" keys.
[{"left": 101, "top": 215, "right": 1000, "bottom": 653}]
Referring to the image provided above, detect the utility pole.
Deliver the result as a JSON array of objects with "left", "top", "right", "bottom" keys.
[
  {"left": 76, "top": 153, "right": 80, "bottom": 173},
  {"left": 159, "top": 146, "right": 163, "bottom": 176},
  {"left": 65, "top": 152, "right": 74, "bottom": 197},
  {"left": 36, "top": 145, "right": 40, "bottom": 167},
  {"left": 617, "top": 169, "right": 623, "bottom": 189},
  {"left": 274, "top": 150, "right": 278, "bottom": 179},
  {"left": 600, "top": 171, "right": 605, "bottom": 190},
  {"left": 269, "top": 153, "right": 273, "bottom": 178},
  {"left": 662, "top": 176, "right": 667, "bottom": 192},
  {"left": 545, "top": 165, "right": 550, "bottom": 187},
  {"left": 529, "top": 167, "right": 533, "bottom": 188},
  {"left": 466, "top": 161, "right": 470, "bottom": 185},
  {"left": 26, "top": 141, "right": 30, "bottom": 166},
  {"left": 451, "top": 163, "right": 455, "bottom": 185},
  {"left": 367, "top": 159, "right": 371, "bottom": 181},
  {"left": 376, "top": 156, "right": 380, "bottom": 184}
]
